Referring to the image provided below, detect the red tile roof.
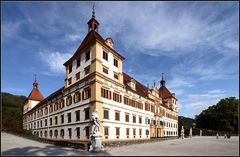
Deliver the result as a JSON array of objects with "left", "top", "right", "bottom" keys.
[
  {"left": 159, "top": 86, "right": 175, "bottom": 99},
  {"left": 28, "top": 88, "right": 44, "bottom": 101},
  {"left": 123, "top": 72, "right": 149, "bottom": 98},
  {"left": 64, "top": 30, "right": 125, "bottom": 66}
]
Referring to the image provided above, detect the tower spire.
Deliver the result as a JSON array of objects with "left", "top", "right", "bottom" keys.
[
  {"left": 33, "top": 74, "right": 38, "bottom": 89},
  {"left": 92, "top": 3, "right": 95, "bottom": 18},
  {"left": 160, "top": 73, "right": 166, "bottom": 86},
  {"left": 87, "top": 4, "right": 99, "bottom": 32}
]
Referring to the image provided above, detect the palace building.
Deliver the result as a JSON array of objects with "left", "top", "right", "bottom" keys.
[{"left": 23, "top": 8, "right": 178, "bottom": 142}]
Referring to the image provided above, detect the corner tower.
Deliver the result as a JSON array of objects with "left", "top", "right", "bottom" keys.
[{"left": 23, "top": 76, "right": 44, "bottom": 114}]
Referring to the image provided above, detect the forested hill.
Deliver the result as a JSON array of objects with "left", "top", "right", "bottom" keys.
[
  {"left": 2, "top": 92, "right": 27, "bottom": 132},
  {"left": 195, "top": 97, "right": 238, "bottom": 134}
]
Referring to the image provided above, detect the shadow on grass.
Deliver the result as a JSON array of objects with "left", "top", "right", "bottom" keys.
[{"left": 2, "top": 145, "right": 111, "bottom": 156}]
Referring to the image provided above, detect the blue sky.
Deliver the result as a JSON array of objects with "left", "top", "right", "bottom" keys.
[{"left": 2, "top": 2, "right": 239, "bottom": 118}]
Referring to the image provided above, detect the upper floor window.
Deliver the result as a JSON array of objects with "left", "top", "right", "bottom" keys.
[
  {"left": 125, "top": 113, "right": 129, "bottom": 122},
  {"left": 85, "top": 108, "right": 90, "bottom": 120},
  {"left": 68, "top": 77, "right": 72, "bottom": 85},
  {"left": 115, "top": 111, "right": 120, "bottom": 121},
  {"left": 69, "top": 64, "right": 72, "bottom": 74},
  {"left": 113, "top": 92, "right": 122, "bottom": 103},
  {"left": 103, "top": 67, "right": 109, "bottom": 74},
  {"left": 133, "top": 115, "right": 136, "bottom": 123},
  {"left": 103, "top": 109, "right": 109, "bottom": 119},
  {"left": 76, "top": 110, "right": 80, "bottom": 121},
  {"left": 85, "top": 66, "right": 90, "bottom": 75},
  {"left": 103, "top": 51, "right": 108, "bottom": 61},
  {"left": 85, "top": 51, "right": 90, "bottom": 61},
  {"left": 114, "top": 73, "right": 119, "bottom": 80},
  {"left": 76, "top": 72, "right": 80, "bottom": 80},
  {"left": 67, "top": 113, "right": 71, "bottom": 123},
  {"left": 114, "top": 58, "right": 118, "bottom": 67},
  {"left": 82, "top": 88, "right": 91, "bottom": 100},
  {"left": 77, "top": 57, "right": 81, "bottom": 68},
  {"left": 101, "top": 88, "right": 111, "bottom": 99}
]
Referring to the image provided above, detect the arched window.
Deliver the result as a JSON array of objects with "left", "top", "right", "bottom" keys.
[
  {"left": 45, "top": 131, "right": 47, "bottom": 137},
  {"left": 146, "top": 130, "right": 149, "bottom": 135},
  {"left": 49, "top": 104, "right": 53, "bottom": 113},
  {"left": 49, "top": 130, "right": 53, "bottom": 138},
  {"left": 40, "top": 131, "right": 42, "bottom": 137},
  {"left": 60, "top": 129, "right": 64, "bottom": 138},
  {"left": 54, "top": 130, "right": 58, "bottom": 138}
]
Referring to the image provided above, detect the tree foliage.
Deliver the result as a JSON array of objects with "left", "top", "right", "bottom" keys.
[
  {"left": 2, "top": 92, "right": 27, "bottom": 133},
  {"left": 195, "top": 97, "right": 239, "bottom": 133}
]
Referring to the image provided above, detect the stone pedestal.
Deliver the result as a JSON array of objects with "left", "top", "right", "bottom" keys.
[{"left": 89, "top": 133, "right": 104, "bottom": 152}]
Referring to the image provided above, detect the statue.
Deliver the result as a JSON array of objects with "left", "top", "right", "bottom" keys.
[
  {"left": 200, "top": 129, "right": 202, "bottom": 136},
  {"left": 181, "top": 126, "right": 185, "bottom": 139},
  {"left": 89, "top": 109, "right": 104, "bottom": 152},
  {"left": 189, "top": 127, "right": 192, "bottom": 138},
  {"left": 91, "top": 110, "right": 100, "bottom": 135}
]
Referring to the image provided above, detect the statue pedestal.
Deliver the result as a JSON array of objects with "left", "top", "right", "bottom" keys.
[{"left": 89, "top": 133, "right": 104, "bottom": 152}]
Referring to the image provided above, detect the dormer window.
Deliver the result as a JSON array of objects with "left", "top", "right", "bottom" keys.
[{"left": 128, "top": 78, "right": 136, "bottom": 91}]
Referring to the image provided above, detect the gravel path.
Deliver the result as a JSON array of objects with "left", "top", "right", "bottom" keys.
[{"left": 1, "top": 132, "right": 239, "bottom": 156}]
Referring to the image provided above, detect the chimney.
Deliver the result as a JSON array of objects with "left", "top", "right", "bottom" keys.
[{"left": 105, "top": 38, "right": 114, "bottom": 49}]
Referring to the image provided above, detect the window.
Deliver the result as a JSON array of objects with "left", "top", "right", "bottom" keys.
[
  {"left": 40, "top": 131, "right": 42, "bottom": 137},
  {"left": 49, "top": 105, "right": 53, "bottom": 113},
  {"left": 67, "top": 95, "right": 72, "bottom": 106},
  {"left": 68, "top": 128, "right": 72, "bottom": 139},
  {"left": 45, "top": 131, "right": 47, "bottom": 137},
  {"left": 44, "top": 107, "right": 48, "bottom": 115},
  {"left": 85, "top": 108, "right": 89, "bottom": 120},
  {"left": 49, "top": 130, "right": 53, "bottom": 138},
  {"left": 133, "top": 128, "right": 136, "bottom": 138},
  {"left": 45, "top": 119, "right": 47, "bottom": 126},
  {"left": 60, "top": 129, "right": 64, "bottom": 138},
  {"left": 126, "top": 128, "right": 130, "bottom": 138},
  {"left": 77, "top": 57, "right": 81, "bottom": 68},
  {"left": 60, "top": 99, "right": 65, "bottom": 109},
  {"left": 76, "top": 110, "right": 80, "bottom": 121},
  {"left": 61, "top": 114, "right": 64, "bottom": 124},
  {"left": 85, "top": 51, "right": 90, "bottom": 61},
  {"left": 133, "top": 115, "right": 136, "bottom": 123},
  {"left": 146, "top": 130, "right": 149, "bottom": 136},
  {"left": 103, "top": 67, "right": 108, "bottom": 74},
  {"left": 139, "top": 116, "right": 142, "bottom": 124},
  {"left": 125, "top": 114, "right": 129, "bottom": 122},
  {"left": 139, "top": 129, "right": 142, "bottom": 138},
  {"left": 82, "top": 88, "right": 91, "bottom": 100},
  {"left": 114, "top": 58, "right": 118, "bottom": 67},
  {"left": 50, "top": 118, "right": 52, "bottom": 126},
  {"left": 68, "top": 77, "right": 72, "bottom": 85},
  {"left": 69, "top": 64, "right": 72, "bottom": 74},
  {"left": 68, "top": 113, "right": 71, "bottom": 123},
  {"left": 151, "top": 105, "right": 155, "bottom": 113},
  {"left": 54, "top": 102, "right": 58, "bottom": 111},
  {"left": 115, "top": 111, "right": 120, "bottom": 121},
  {"left": 40, "top": 121, "right": 42, "bottom": 127},
  {"left": 145, "top": 103, "right": 150, "bottom": 111},
  {"left": 101, "top": 88, "right": 111, "bottom": 99},
  {"left": 76, "top": 72, "right": 80, "bottom": 80},
  {"left": 85, "top": 126, "right": 90, "bottom": 139},
  {"left": 104, "top": 127, "right": 109, "bottom": 139},
  {"left": 114, "top": 73, "right": 119, "bottom": 80},
  {"left": 54, "top": 130, "right": 58, "bottom": 138},
  {"left": 113, "top": 92, "right": 122, "bottom": 103},
  {"left": 103, "top": 51, "right": 108, "bottom": 61},
  {"left": 55, "top": 116, "right": 58, "bottom": 125},
  {"left": 76, "top": 127, "right": 80, "bottom": 139},
  {"left": 116, "top": 127, "right": 120, "bottom": 139},
  {"left": 74, "top": 91, "right": 81, "bottom": 103},
  {"left": 85, "top": 66, "right": 90, "bottom": 75},
  {"left": 103, "top": 109, "right": 109, "bottom": 119}
]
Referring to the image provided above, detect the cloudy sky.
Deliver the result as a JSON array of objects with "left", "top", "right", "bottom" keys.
[{"left": 2, "top": 1, "right": 239, "bottom": 118}]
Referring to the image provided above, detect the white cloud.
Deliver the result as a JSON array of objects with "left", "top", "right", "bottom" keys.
[
  {"left": 39, "top": 51, "right": 72, "bottom": 75},
  {"left": 179, "top": 89, "right": 227, "bottom": 118}
]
